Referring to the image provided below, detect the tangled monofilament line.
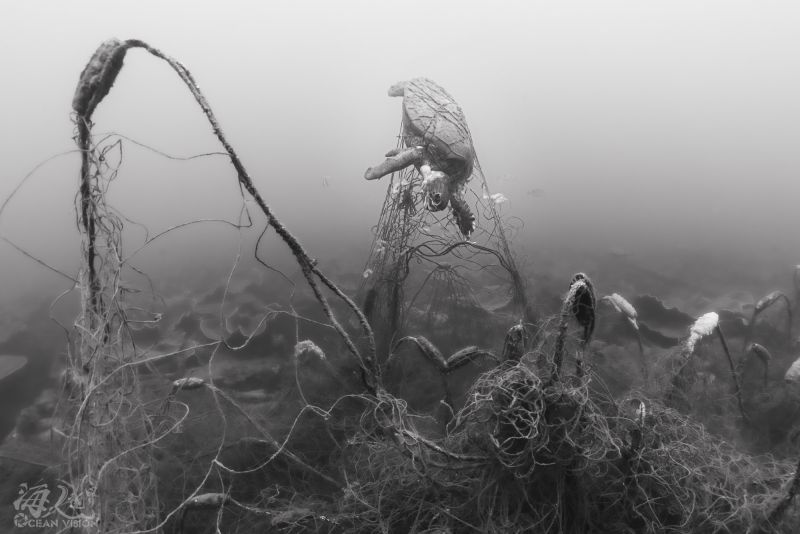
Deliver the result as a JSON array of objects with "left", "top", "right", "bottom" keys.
[
  {"left": 339, "top": 360, "right": 799, "bottom": 533},
  {"left": 62, "top": 37, "right": 386, "bottom": 533},
  {"left": 5, "top": 36, "right": 800, "bottom": 534}
]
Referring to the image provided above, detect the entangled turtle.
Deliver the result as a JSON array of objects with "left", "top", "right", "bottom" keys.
[{"left": 365, "top": 78, "right": 477, "bottom": 236}]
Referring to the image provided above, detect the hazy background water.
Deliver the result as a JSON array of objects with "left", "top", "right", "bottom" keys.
[{"left": 1, "top": 1, "right": 800, "bottom": 435}]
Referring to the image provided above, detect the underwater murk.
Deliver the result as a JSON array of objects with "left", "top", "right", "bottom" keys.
[{"left": 1, "top": 39, "right": 800, "bottom": 534}]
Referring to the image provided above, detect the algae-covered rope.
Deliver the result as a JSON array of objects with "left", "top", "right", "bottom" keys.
[{"left": 73, "top": 38, "right": 379, "bottom": 393}]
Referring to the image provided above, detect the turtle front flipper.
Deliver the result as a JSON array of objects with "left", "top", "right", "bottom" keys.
[{"left": 364, "top": 146, "right": 424, "bottom": 181}]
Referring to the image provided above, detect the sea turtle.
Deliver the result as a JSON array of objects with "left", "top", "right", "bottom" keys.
[{"left": 365, "top": 78, "right": 477, "bottom": 236}]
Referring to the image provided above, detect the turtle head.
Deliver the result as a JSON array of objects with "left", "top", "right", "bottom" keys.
[{"left": 422, "top": 172, "right": 451, "bottom": 211}]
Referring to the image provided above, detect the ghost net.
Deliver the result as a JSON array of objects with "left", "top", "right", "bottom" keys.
[
  {"left": 359, "top": 78, "right": 532, "bottom": 360},
  {"left": 56, "top": 38, "right": 379, "bottom": 533}
]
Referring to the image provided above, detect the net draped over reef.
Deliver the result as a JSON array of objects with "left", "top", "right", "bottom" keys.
[{"left": 3, "top": 39, "right": 800, "bottom": 534}]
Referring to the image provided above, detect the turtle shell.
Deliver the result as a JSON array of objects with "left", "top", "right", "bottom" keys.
[{"left": 392, "top": 78, "right": 475, "bottom": 184}]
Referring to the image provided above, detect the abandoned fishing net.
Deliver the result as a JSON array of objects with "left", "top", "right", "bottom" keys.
[
  {"left": 5, "top": 38, "right": 800, "bottom": 534},
  {"left": 21, "top": 38, "right": 381, "bottom": 533},
  {"left": 359, "top": 78, "right": 532, "bottom": 358}
]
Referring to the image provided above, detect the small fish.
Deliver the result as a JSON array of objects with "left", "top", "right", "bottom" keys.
[
  {"left": 526, "top": 188, "right": 546, "bottom": 198},
  {"left": 602, "top": 293, "right": 638, "bottom": 330},
  {"left": 755, "top": 291, "right": 784, "bottom": 313},
  {"left": 170, "top": 377, "right": 205, "bottom": 394}
]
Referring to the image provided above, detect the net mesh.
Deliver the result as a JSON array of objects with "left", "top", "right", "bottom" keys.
[{"left": 358, "top": 78, "right": 532, "bottom": 359}]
